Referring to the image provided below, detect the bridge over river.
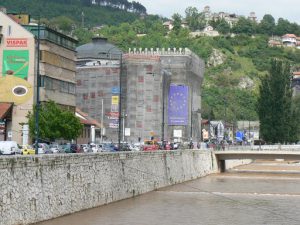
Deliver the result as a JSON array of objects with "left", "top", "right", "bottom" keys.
[{"left": 214, "top": 145, "right": 300, "bottom": 172}]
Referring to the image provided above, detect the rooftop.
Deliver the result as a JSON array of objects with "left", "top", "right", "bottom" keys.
[{"left": 76, "top": 37, "right": 122, "bottom": 60}]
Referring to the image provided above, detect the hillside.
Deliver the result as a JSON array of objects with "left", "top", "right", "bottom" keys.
[
  {"left": 96, "top": 22, "right": 300, "bottom": 122},
  {"left": 0, "top": 0, "right": 145, "bottom": 26}
]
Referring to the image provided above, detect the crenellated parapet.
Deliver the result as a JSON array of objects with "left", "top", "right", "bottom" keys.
[{"left": 127, "top": 47, "right": 192, "bottom": 56}]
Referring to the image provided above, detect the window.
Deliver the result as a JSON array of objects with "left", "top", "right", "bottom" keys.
[
  {"left": 45, "top": 77, "right": 53, "bottom": 90},
  {"left": 60, "top": 81, "right": 69, "bottom": 93},
  {"left": 8, "top": 25, "right": 12, "bottom": 36},
  {"left": 69, "top": 83, "right": 75, "bottom": 94}
]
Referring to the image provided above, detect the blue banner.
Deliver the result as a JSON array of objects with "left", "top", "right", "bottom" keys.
[
  {"left": 168, "top": 84, "right": 189, "bottom": 125},
  {"left": 111, "top": 86, "right": 120, "bottom": 94}
]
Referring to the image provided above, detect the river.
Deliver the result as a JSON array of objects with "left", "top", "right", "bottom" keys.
[{"left": 36, "top": 161, "right": 300, "bottom": 225}]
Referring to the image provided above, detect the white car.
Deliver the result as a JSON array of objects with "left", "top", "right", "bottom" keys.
[
  {"left": 130, "top": 143, "right": 142, "bottom": 151},
  {"left": 0, "top": 141, "right": 21, "bottom": 155},
  {"left": 37, "top": 143, "right": 52, "bottom": 154}
]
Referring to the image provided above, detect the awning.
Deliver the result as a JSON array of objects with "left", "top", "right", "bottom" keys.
[{"left": 0, "top": 103, "right": 13, "bottom": 119}]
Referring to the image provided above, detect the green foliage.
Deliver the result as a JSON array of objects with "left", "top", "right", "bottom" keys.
[
  {"left": 27, "top": 101, "right": 83, "bottom": 142},
  {"left": 185, "top": 7, "right": 206, "bottom": 31},
  {"left": 1, "top": 0, "right": 142, "bottom": 28},
  {"left": 258, "top": 14, "right": 275, "bottom": 35},
  {"left": 171, "top": 13, "right": 182, "bottom": 35},
  {"left": 210, "top": 19, "right": 231, "bottom": 35},
  {"left": 73, "top": 28, "right": 94, "bottom": 45},
  {"left": 232, "top": 17, "right": 257, "bottom": 35},
  {"left": 201, "top": 87, "right": 258, "bottom": 122},
  {"left": 50, "top": 16, "right": 75, "bottom": 32},
  {"left": 257, "top": 60, "right": 295, "bottom": 143}
]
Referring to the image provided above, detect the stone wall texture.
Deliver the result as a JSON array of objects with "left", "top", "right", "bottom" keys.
[{"left": 0, "top": 150, "right": 248, "bottom": 225}]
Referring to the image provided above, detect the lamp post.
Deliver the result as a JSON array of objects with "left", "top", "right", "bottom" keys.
[
  {"left": 190, "top": 85, "right": 193, "bottom": 141},
  {"left": 35, "top": 17, "right": 41, "bottom": 154}
]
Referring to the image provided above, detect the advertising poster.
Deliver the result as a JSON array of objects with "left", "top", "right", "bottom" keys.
[
  {"left": 0, "top": 50, "right": 32, "bottom": 105},
  {"left": 2, "top": 50, "right": 29, "bottom": 79},
  {"left": 168, "top": 84, "right": 189, "bottom": 125}
]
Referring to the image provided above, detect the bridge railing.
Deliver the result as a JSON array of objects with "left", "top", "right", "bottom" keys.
[{"left": 210, "top": 144, "right": 300, "bottom": 151}]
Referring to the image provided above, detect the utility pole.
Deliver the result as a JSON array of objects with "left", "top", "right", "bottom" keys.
[
  {"left": 190, "top": 85, "right": 193, "bottom": 140},
  {"left": 35, "top": 17, "right": 41, "bottom": 154},
  {"left": 100, "top": 98, "right": 104, "bottom": 143}
]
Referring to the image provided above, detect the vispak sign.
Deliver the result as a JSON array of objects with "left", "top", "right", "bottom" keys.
[{"left": 6, "top": 38, "right": 28, "bottom": 47}]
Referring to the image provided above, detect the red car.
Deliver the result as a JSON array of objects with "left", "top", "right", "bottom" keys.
[{"left": 143, "top": 140, "right": 160, "bottom": 151}]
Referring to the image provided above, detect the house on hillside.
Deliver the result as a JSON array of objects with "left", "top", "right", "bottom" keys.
[
  {"left": 282, "top": 34, "right": 297, "bottom": 47},
  {"left": 190, "top": 26, "right": 220, "bottom": 37},
  {"left": 163, "top": 20, "right": 189, "bottom": 31}
]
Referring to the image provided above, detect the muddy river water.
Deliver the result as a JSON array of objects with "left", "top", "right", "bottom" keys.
[{"left": 36, "top": 161, "right": 300, "bottom": 225}]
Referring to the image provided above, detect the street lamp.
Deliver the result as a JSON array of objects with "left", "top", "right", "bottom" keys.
[{"left": 34, "top": 17, "right": 41, "bottom": 154}]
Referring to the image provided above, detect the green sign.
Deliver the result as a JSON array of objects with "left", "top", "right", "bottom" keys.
[{"left": 2, "top": 50, "right": 29, "bottom": 79}]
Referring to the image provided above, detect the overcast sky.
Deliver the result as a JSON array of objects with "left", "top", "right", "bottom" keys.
[{"left": 138, "top": 0, "right": 300, "bottom": 24}]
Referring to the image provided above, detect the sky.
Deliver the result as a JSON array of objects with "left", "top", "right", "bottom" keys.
[{"left": 137, "top": 0, "right": 300, "bottom": 24}]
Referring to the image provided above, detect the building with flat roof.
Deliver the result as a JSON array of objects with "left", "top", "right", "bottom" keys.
[
  {"left": 0, "top": 11, "right": 77, "bottom": 144},
  {"left": 76, "top": 40, "right": 205, "bottom": 143}
]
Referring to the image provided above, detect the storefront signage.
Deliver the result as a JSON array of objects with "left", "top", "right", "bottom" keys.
[{"left": 6, "top": 38, "right": 28, "bottom": 47}]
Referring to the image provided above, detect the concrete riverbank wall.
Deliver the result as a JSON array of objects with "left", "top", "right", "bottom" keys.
[{"left": 0, "top": 150, "right": 248, "bottom": 225}]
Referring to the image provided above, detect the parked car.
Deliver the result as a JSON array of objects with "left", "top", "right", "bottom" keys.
[
  {"left": 21, "top": 145, "right": 35, "bottom": 155},
  {"left": 143, "top": 140, "right": 160, "bottom": 151},
  {"left": 50, "top": 143, "right": 64, "bottom": 153},
  {"left": 62, "top": 144, "right": 78, "bottom": 153},
  {"left": 0, "top": 141, "right": 21, "bottom": 155},
  {"left": 130, "top": 143, "right": 142, "bottom": 151},
  {"left": 90, "top": 143, "right": 99, "bottom": 153},
  {"left": 119, "top": 143, "right": 131, "bottom": 151},
  {"left": 37, "top": 143, "right": 52, "bottom": 154},
  {"left": 81, "top": 144, "right": 90, "bottom": 153},
  {"left": 101, "top": 143, "right": 117, "bottom": 152}
]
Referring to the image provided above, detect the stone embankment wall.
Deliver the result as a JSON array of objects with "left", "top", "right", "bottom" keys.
[{"left": 0, "top": 150, "right": 247, "bottom": 225}]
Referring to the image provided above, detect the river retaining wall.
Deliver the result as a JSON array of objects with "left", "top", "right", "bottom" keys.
[{"left": 0, "top": 150, "right": 248, "bottom": 225}]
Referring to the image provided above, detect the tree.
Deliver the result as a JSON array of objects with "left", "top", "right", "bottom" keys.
[
  {"left": 257, "top": 59, "right": 293, "bottom": 143},
  {"left": 215, "top": 19, "right": 231, "bottom": 35},
  {"left": 258, "top": 14, "right": 275, "bottom": 35},
  {"left": 50, "top": 16, "right": 75, "bottom": 33},
  {"left": 185, "top": 6, "right": 199, "bottom": 31},
  {"left": 274, "top": 18, "right": 292, "bottom": 36},
  {"left": 27, "top": 101, "right": 83, "bottom": 142},
  {"left": 171, "top": 13, "right": 182, "bottom": 35},
  {"left": 232, "top": 17, "right": 256, "bottom": 35}
]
